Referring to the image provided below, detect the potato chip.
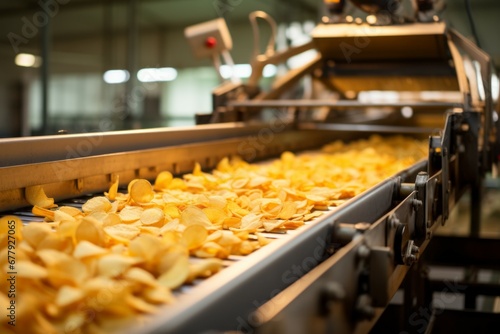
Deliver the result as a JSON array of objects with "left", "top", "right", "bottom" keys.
[
  {"left": 75, "top": 216, "right": 106, "bottom": 246},
  {"left": 97, "top": 254, "right": 142, "bottom": 277},
  {"left": 47, "top": 258, "right": 88, "bottom": 286},
  {"left": 186, "top": 258, "right": 222, "bottom": 282},
  {"left": 142, "top": 285, "right": 174, "bottom": 304},
  {"left": 22, "top": 223, "right": 52, "bottom": 248},
  {"left": 55, "top": 285, "right": 84, "bottom": 307},
  {"left": 104, "top": 224, "right": 140, "bottom": 243},
  {"left": 180, "top": 206, "right": 213, "bottom": 228},
  {"left": 73, "top": 240, "right": 108, "bottom": 259},
  {"left": 106, "top": 174, "right": 120, "bottom": 201},
  {"left": 119, "top": 205, "right": 143, "bottom": 223},
  {"left": 82, "top": 196, "right": 112, "bottom": 213},
  {"left": 125, "top": 294, "right": 158, "bottom": 314},
  {"left": 124, "top": 267, "right": 158, "bottom": 287},
  {"left": 15, "top": 260, "right": 48, "bottom": 279},
  {"left": 32, "top": 205, "right": 55, "bottom": 220},
  {"left": 25, "top": 185, "right": 55, "bottom": 208},
  {"left": 157, "top": 254, "right": 189, "bottom": 289},
  {"left": 130, "top": 179, "right": 154, "bottom": 204},
  {"left": 154, "top": 171, "right": 173, "bottom": 190},
  {"left": 140, "top": 207, "right": 165, "bottom": 225},
  {"left": 182, "top": 224, "right": 208, "bottom": 250}
]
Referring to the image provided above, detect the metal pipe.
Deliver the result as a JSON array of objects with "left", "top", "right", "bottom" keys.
[{"left": 41, "top": 14, "right": 50, "bottom": 135}]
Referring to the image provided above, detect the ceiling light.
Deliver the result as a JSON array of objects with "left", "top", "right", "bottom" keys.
[
  {"left": 137, "top": 67, "right": 178, "bottom": 82},
  {"left": 103, "top": 70, "right": 130, "bottom": 84},
  {"left": 15, "top": 53, "right": 42, "bottom": 68}
]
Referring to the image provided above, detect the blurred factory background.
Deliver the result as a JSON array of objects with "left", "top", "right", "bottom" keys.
[{"left": 0, "top": 0, "right": 498, "bottom": 137}]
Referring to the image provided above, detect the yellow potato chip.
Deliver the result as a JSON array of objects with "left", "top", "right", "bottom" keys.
[
  {"left": 186, "top": 258, "right": 222, "bottom": 283},
  {"left": 55, "top": 285, "right": 84, "bottom": 307},
  {"left": 154, "top": 171, "right": 173, "bottom": 190},
  {"left": 75, "top": 216, "right": 106, "bottom": 246},
  {"left": 278, "top": 201, "right": 298, "bottom": 220},
  {"left": 124, "top": 267, "right": 158, "bottom": 287},
  {"left": 140, "top": 207, "right": 165, "bottom": 225},
  {"left": 107, "top": 174, "right": 120, "bottom": 201},
  {"left": 180, "top": 206, "right": 213, "bottom": 228},
  {"left": 15, "top": 260, "right": 48, "bottom": 279},
  {"left": 32, "top": 205, "right": 55, "bottom": 220},
  {"left": 103, "top": 224, "right": 140, "bottom": 243},
  {"left": 119, "top": 206, "right": 144, "bottom": 222},
  {"left": 182, "top": 224, "right": 208, "bottom": 250},
  {"left": 22, "top": 223, "right": 53, "bottom": 248},
  {"left": 82, "top": 196, "right": 112, "bottom": 214},
  {"left": 73, "top": 240, "right": 108, "bottom": 259},
  {"left": 157, "top": 254, "right": 189, "bottom": 289},
  {"left": 97, "top": 254, "right": 142, "bottom": 277},
  {"left": 142, "top": 285, "right": 174, "bottom": 304},
  {"left": 123, "top": 294, "right": 158, "bottom": 315},
  {"left": 25, "top": 185, "right": 55, "bottom": 208},
  {"left": 130, "top": 179, "right": 154, "bottom": 204}
]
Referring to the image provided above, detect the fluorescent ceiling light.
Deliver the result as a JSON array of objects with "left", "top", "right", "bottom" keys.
[
  {"left": 219, "top": 64, "right": 277, "bottom": 80},
  {"left": 103, "top": 70, "right": 130, "bottom": 84},
  {"left": 220, "top": 64, "right": 252, "bottom": 79},
  {"left": 137, "top": 67, "right": 177, "bottom": 82},
  {"left": 15, "top": 53, "right": 42, "bottom": 68},
  {"left": 263, "top": 64, "right": 277, "bottom": 78}
]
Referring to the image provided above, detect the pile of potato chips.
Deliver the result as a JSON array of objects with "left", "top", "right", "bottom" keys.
[{"left": 0, "top": 135, "right": 426, "bottom": 334}]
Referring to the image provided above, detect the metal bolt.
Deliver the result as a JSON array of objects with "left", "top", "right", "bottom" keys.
[
  {"left": 411, "top": 245, "right": 420, "bottom": 254},
  {"left": 356, "top": 294, "right": 375, "bottom": 320},
  {"left": 412, "top": 199, "right": 423, "bottom": 210},
  {"left": 323, "top": 282, "right": 345, "bottom": 301},
  {"left": 357, "top": 245, "right": 370, "bottom": 260}
]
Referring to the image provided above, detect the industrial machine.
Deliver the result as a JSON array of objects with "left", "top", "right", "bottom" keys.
[{"left": 1, "top": 0, "right": 499, "bottom": 333}]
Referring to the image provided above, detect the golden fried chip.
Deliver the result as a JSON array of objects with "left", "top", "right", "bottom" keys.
[
  {"left": 119, "top": 206, "right": 143, "bottom": 223},
  {"left": 55, "top": 285, "right": 84, "bottom": 307},
  {"left": 32, "top": 205, "right": 55, "bottom": 220},
  {"left": 142, "top": 285, "right": 174, "bottom": 304},
  {"left": 22, "top": 223, "right": 52, "bottom": 248},
  {"left": 186, "top": 258, "right": 222, "bottom": 283},
  {"left": 75, "top": 216, "right": 106, "bottom": 246},
  {"left": 103, "top": 224, "right": 140, "bottom": 243},
  {"left": 124, "top": 267, "right": 158, "bottom": 287},
  {"left": 130, "top": 179, "right": 155, "bottom": 204},
  {"left": 140, "top": 207, "right": 164, "bottom": 225},
  {"left": 154, "top": 171, "right": 173, "bottom": 190},
  {"left": 107, "top": 174, "right": 120, "bottom": 201},
  {"left": 157, "top": 254, "right": 189, "bottom": 289},
  {"left": 97, "top": 254, "right": 142, "bottom": 277},
  {"left": 182, "top": 224, "right": 208, "bottom": 250},
  {"left": 16, "top": 260, "right": 48, "bottom": 278},
  {"left": 82, "top": 196, "right": 112, "bottom": 214},
  {"left": 73, "top": 240, "right": 108, "bottom": 259},
  {"left": 25, "top": 185, "right": 55, "bottom": 208},
  {"left": 180, "top": 206, "right": 213, "bottom": 228}
]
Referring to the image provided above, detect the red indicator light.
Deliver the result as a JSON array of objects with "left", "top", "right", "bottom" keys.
[{"left": 205, "top": 36, "right": 217, "bottom": 48}]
